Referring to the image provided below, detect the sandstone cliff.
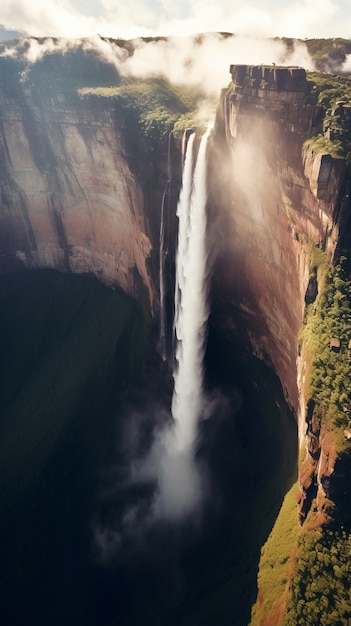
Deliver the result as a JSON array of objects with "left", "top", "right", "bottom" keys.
[
  {"left": 1, "top": 56, "right": 349, "bottom": 521},
  {"left": 0, "top": 78, "right": 155, "bottom": 306},
  {"left": 1, "top": 44, "right": 351, "bottom": 626},
  {"left": 212, "top": 65, "right": 351, "bottom": 625},
  {"left": 210, "top": 64, "right": 349, "bottom": 412}
]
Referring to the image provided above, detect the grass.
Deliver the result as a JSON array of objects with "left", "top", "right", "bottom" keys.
[
  {"left": 250, "top": 482, "right": 299, "bottom": 626},
  {"left": 304, "top": 71, "right": 351, "bottom": 159},
  {"left": 251, "top": 246, "right": 351, "bottom": 626},
  {"left": 78, "top": 77, "right": 208, "bottom": 139}
]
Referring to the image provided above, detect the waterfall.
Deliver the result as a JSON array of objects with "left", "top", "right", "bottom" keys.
[
  {"left": 136, "top": 126, "right": 212, "bottom": 519},
  {"left": 159, "top": 131, "right": 172, "bottom": 361},
  {"left": 171, "top": 125, "right": 212, "bottom": 453}
]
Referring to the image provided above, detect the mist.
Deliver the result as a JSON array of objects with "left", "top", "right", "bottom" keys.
[
  {"left": 0, "top": 32, "right": 315, "bottom": 95},
  {"left": 118, "top": 33, "right": 314, "bottom": 93}
]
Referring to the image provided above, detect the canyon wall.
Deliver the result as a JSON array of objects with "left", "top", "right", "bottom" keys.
[
  {"left": 0, "top": 85, "right": 157, "bottom": 307},
  {"left": 209, "top": 64, "right": 350, "bottom": 413},
  {"left": 1, "top": 55, "right": 350, "bottom": 528},
  {"left": 1, "top": 50, "right": 351, "bottom": 625}
]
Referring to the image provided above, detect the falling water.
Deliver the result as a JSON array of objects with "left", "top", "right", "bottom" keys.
[
  {"left": 159, "top": 132, "right": 172, "bottom": 361},
  {"left": 171, "top": 125, "right": 212, "bottom": 453}
]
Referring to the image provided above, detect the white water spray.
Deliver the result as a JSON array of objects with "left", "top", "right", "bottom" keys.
[
  {"left": 171, "top": 125, "right": 212, "bottom": 454},
  {"left": 144, "top": 125, "right": 212, "bottom": 519}
]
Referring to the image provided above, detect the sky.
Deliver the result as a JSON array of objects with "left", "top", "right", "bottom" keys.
[{"left": 1, "top": 0, "right": 351, "bottom": 41}]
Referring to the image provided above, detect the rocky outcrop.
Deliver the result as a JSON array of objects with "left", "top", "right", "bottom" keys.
[
  {"left": 297, "top": 400, "right": 338, "bottom": 526},
  {"left": 0, "top": 88, "right": 155, "bottom": 306}
]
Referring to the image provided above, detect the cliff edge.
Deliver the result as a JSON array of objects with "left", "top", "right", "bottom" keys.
[
  {"left": 0, "top": 79, "right": 155, "bottom": 305},
  {"left": 214, "top": 65, "right": 351, "bottom": 625}
]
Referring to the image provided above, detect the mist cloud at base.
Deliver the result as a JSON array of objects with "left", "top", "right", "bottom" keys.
[
  {"left": 91, "top": 384, "right": 243, "bottom": 571},
  {"left": 131, "top": 423, "right": 204, "bottom": 521},
  {"left": 90, "top": 404, "right": 207, "bottom": 572}
]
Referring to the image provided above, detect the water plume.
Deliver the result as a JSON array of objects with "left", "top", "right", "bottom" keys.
[
  {"left": 171, "top": 125, "right": 212, "bottom": 454},
  {"left": 148, "top": 124, "right": 212, "bottom": 519}
]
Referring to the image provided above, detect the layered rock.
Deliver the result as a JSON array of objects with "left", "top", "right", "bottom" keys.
[
  {"left": 0, "top": 88, "right": 155, "bottom": 306},
  {"left": 209, "top": 65, "right": 351, "bottom": 547},
  {"left": 210, "top": 64, "right": 349, "bottom": 412},
  {"left": 0, "top": 58, "right": 349, "bottom": 530},
  {"left": 211, "top": 64, "right": 351, "bottom": 624}
]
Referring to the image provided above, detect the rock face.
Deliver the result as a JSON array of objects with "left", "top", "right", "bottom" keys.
[
  {"left": 208, "top": 65, "right": 351, "bottom": 551},
  {"left": 0, "top": 58, "right": 350, "bottom": 531},
  {"left": 0, "top": 89, "right": 155, "bottom": 306},
  {"left": 210, "top": 64, "right": 350, "bottom": 411}
]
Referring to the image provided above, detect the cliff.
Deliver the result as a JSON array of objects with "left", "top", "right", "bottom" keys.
[
  {"left": 211, "top": 65, "right": 351, "bottom": 625},
  {"left": 1, "top": 46, "right": 351, "bottom": 625},
  {"left": 0, "top": 80, "right": 156, "bottom": 306},
  {"left": 210, "top": 64, "right": 349, "bottom": 409}
]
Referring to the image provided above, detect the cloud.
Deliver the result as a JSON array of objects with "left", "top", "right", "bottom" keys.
[
  {"left": 111, "top": 33, "right": 315, "bottom": 94},
  {"left": 0, "top": 0, "right": 351, "bottom": 40},
  {"left": 1, "top": 0, "right": 90, "bottom": 38},
  {"left": 124, "top": 419, "right": 203, "bottom": 521},
  {"left": 342, "top": 54, "right": 351, "bottom": 72},
  {"left": 278, "top": 0, "right": 341, "bottom": 39},
  {"left": 0, "top": 32, "right": 315, "bottom": 97}
]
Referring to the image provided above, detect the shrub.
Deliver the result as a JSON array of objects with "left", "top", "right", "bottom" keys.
[
  {"left": 300, "top": 249, "right": 351, "bottom": 448},
  {"left": 78, "top": 77, "right": 208, "bottom": 139},
  {"left": 283, "top": 529, "right": 351, "bottom": 625}
]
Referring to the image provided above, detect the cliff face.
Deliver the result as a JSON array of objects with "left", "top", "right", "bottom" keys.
[
  {"left": 1, "top": 49, "right": 351, "bottom": 626},
  {"left": 211, "top": 65, "right": 351, "bottom": 624},
  {"left": 0, "top": 87, "right": 155, "bottom": 306},
  {"left": 1, "top": 61, "right": 349, "bottom": 473},
  {"left": 210, "top": 64, "right": 349, "bottom": 412}
]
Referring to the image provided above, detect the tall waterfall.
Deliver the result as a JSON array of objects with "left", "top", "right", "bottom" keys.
[
  {"left": 137, "top": 126, "right": 212, "bottom": 519},
  {"left": 171, "top": 125, "right": 212, "bottom": 453}
]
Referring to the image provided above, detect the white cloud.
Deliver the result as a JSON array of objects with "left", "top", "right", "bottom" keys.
[
  {"left": 0, "top": 0, "right": 351, "bottom": 40},
  {"left": 1, "top": 0, "right": 98, "bottom": 38},
  {"left": 278, "top": 0, "right": 341, "bottom": 38},
  {"left": 342, "top": 54, "right": 351, "bottom": 72},
  {"left": 1, "top": 32, "right": 315, "bottom": 96},
  {"left": 116, "top": 33, "right": 315, "bottom": 94}
]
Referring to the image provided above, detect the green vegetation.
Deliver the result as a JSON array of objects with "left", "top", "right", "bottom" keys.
[
  {"left": 251, "top": 247, "right": 351, "bottom": 626},
  {"left": 78, "top": 77, "right": 208, "bottom": 139},
  {"left": 307, "top": 71, "right": 351, "bottom": 108},
  {"left": 304, "top": 38, "right": 351, "bottom": 73},
  {"left": 304, "top": 72, "right": 351, "bottom": 158},
  {"left": 250, "top": 482, "right": 299, "bottom": 626},
  {"left": 283, "top": 529, "right": 351, "bottom": 626},
  {"left": 299, "top": 250, "right": 351, "bottom": 449}
]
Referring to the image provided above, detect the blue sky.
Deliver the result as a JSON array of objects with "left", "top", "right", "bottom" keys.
[{"left": 1, "top": 0, "right": 351, "bottom": 40}]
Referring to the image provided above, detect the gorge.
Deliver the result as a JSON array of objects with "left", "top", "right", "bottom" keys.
[{"left": 0, "top": 36, "right": 351, "bottom": 626}]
